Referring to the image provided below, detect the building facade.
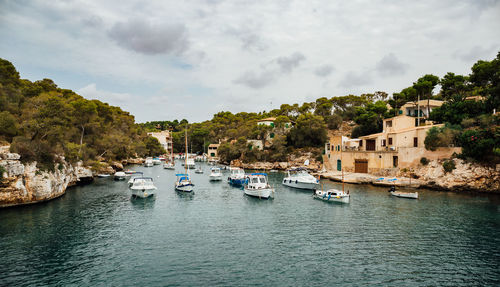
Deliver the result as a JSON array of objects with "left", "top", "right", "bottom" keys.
[{"left": 147, "top": 130, "right": 173, "bottom": 155}]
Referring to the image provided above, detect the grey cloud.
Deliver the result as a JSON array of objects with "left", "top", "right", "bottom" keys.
[
  {"left": 453, "top": 45, "right": 498, "bottom": 62},
  {"left": 108, "top": 19, "right": 188, "bottom": 55},
  {"left": 314, "top": 64, "right": 335, "bottom": 77},
  {"left": 375, "top": 53, "right": 409, "bottom": 77},
  {"left": 275, "top": 52, "right": 306, "bottom": 73},
  {"left": 233, "top": 70, "right": 276, "bottom": 89},
  {"left": 226, "top": 26, "right": 267, "bottom": 51},
  {"left": 339, "top": 70, "right": 372, "bottom": 88}
]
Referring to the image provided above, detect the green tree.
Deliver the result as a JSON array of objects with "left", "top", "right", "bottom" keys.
[{"left": 287, "top": 113, "right": 327, "bottom": 148}]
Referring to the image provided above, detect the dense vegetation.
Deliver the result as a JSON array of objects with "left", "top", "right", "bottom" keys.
[
  {"left": 0, "top": 59, "right": 164, "bottom": 171},
  {"left": 143, "top": 52, "right": 499, "bottom": 165},
  {"left": 2, "top": 50, "right": 498, "bottom": 169}
]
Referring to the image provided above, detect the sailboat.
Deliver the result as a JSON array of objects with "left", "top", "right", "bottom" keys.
[
  {"left": 175, "top": 128, "right": 194, "bottom": 192},
  {"left": 163, "top": 138, "right": 175, "bottom": 169},
  {"left": 314, "top": 139, "right": 350, "bottom": 203}
]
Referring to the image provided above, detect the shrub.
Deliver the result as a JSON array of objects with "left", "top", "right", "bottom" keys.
[
  {"left": 420, "top": 157, "right": 429, "bottom": 165},
  {"left": 442, "top": 160, "right": 456, "bottom": 173}
]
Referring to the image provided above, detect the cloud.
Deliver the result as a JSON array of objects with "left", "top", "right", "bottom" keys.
[
  {"left": 108, "top": 19, "right": 189, "bottom": 55},
  {"left": 233, "top": 70, "right": 276, "bottom": 89},
  {"left": 338, "top": 70, "right": 372, "bottom": 88},
  {"left": 375, "top": 53, "right": 409, "bottom": 77},
  {"left": 275, "top": 52, "right": 306, "bottom": 73},
  {"left": 314, "top": 64, "right": 335, "bottom": 77},
  {"left": 78, "top": 83, "right": 132, "bottom": 103},
  {"left": 227, "top": 26, "right": 267, "bottom": 51},
  {"left": 453, "top": 45, "right": 498, "bottom": 62}
]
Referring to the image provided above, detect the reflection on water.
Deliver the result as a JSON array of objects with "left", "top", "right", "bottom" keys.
[
  {"left": 1, "top": 162, "right": 499, "bottom": 286},
  {"left": 130, "top": 196, "right": 156, "bottom": 210}
]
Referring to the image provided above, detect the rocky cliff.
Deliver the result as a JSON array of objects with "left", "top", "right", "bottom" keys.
[
  {"left": 0, "top": 146, "right": 93, "bottom": 207},
  {"left": 404, "top": 158, "right": 500, "bottom": 192}
]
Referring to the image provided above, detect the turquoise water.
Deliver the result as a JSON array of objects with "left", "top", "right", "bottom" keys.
[{"left": 1, "top": 162, "right": 499, "bottom": 286}]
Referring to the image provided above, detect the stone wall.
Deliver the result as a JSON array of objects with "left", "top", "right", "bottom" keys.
[{"left": 0, "top": 146, "right": 93, "bottom": 207}]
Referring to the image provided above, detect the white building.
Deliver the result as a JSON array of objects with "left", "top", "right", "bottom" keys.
[{"left": 147, "top": 130, "right": 173, "bottom": 154}]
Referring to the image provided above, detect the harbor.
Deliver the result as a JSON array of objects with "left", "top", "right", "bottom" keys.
[{"left": 1, "top": 161, "right": 499, "bottom": 286}]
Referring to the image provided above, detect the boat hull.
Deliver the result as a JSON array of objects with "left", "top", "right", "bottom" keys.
[
  {"left": 229, "top": 178, "right": 247, "bottom": 187},
  {"left": 131, "top": 188, "right": 155, "bottom": 198},
  {"left": 390, "top": 191, "right": 418, "bottom": 199},
  {"left": 209, "top": 175, "right": 222, "bottom": 181},
  {"left": 314, "top": 190, "right": 350, "bottom": 203},
  {"left": 175, "top": 183, "right": 194, "bottom": 192},
  {"left": 244, "top": 188, "right": 272, "bottom": 199},
  {"left": 282, "top": 180, "right": 318, "bottom": 190}
]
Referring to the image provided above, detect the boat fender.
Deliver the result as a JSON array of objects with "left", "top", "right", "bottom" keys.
[
  {"left": 336, "top": 196, "right": 340, "bottom": 199},
  {"left": 323, "top": 193, "right": 326, "bottom": 199},
  {"left": 327, "top": 194, "right": 331, "bottom": 200},
  {"left": 295, "top": 180, "right": 298, "bottom": 184}
]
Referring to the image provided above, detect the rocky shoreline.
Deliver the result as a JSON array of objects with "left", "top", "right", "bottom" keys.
[
  {"left": 0, "top": 146, "right": 146, "bottom": 208},
  {"left": 232, "top": 156, "right": 500, "bottom": 193}
]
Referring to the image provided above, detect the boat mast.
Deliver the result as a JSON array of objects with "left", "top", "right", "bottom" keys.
[
  {"left": 341, "top": 137, "right": 344, "bottom": 192},
  {"left": 185, "top": 127, "right": 188, "bottom": 175}
]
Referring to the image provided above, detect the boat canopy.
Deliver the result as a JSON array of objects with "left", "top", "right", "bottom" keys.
[
  {"left": 249, "top": 173, "right": 267, "bottom": 176},
  {"left": 388, "top": 178, "right": 397, "bottom": 182}
]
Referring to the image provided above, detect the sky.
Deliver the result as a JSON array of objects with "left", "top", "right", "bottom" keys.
[{"left": 0, "top": 0, "right": 499, "bottom": 123}]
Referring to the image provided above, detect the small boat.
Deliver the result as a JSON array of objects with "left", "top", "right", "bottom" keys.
[
  {"left": 175, "top": 128, "right": 194, "bottom": 193},
  {"left": 228, "top": 167, "right": 247, "bottom": 187},
  {"left": 182, "top": 158, "right": 196, "bottom": 169},
  {"left": 163, "top": 161, "right": 175, "bottom": 169},
  {"left": 314, "top": 188, "right": 350, "bottom": 203},
  {"left": 195, "top": 166, "right": 203, "bottom": 174},
  {"left": 175, "top": 173, "right": 194, "bottom": 192},
  {"left": 314, "top": 146, "right": 349, "bottom": 203},
  {"left": 152, "top": 157, "right": 161, "bottom": 165},
  {"left": 97, "top": 174, "right": 110, "bottom": 178},
  {"left": 244, "top": 173, "right": 273, "bottom": 199},
  {"left": 124, "top": 169, "right": 137, "bottom": 175},
  {"left": 130, "top": 177, "right": 157, "bottom": 198},
  {"left": 144, "top": 157, "right": 154, "bottom": 167},
  {"left": 128, "top": 172, "right": 144, "bottom": 186},
  {"left": 388, "top": 185, "right": 418, "bottom": 199},
  {"left": 113, "top": 171, "right": 127, "bottom": 180},
  {"left": 209, "top": 167, "right": 222, "bottom": 181},
  {"left": 282, "top": 167, "right": 319, "bottom": 190}
]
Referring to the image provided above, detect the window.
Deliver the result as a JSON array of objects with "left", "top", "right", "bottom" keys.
[
  {"left": 386, "top": 121, "right": 392, "bottom": 128},
  {"left": 359, "top": 140, "right": 363, "bottom": 147},
  {"left": 388, "top": 138, "right": 393, "bottom": 145},
  {"left": 285, "top": 123, "right": 289, "bottom": 128},
  {"left": 210, "top": 152, "right": 215, "bottom": 157},
  {"left": 270, "top": 122, "right": 275, "bottom": 127},
  {"left": 413, "top": 137, "right": 418, "bottom": 147},
  {"left": 381, "top": 139, "right": 386, "bottom": 147}
]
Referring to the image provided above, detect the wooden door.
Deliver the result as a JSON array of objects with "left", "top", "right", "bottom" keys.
[{"left": 354, "top": 159, "right": 368, "bottom": 173}]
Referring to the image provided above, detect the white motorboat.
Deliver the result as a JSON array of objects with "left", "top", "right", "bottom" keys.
[
  {"left": 228, "top": 167, "right": 247, "bottom": 186},
  {"left": 175, "top": 128, "right": 194, "bottom": 192},
  {"left": 144, "top": 157, "right": 154, "bottom": 167},
  {"left": 128, "top": 172, "right": 144, "bottom": 186},
  {"left": 209, "top": 167, "right": 222, "bottom": 181},
  {"left": 244, "top": 173, "right": 273, "bottom": 199},
  {"left": 130, "top": 177, "right": 157, "bottom": 198},
  {"left": 97, "top": 174, "right": 110, "bottom": 178},
  {"left": 152, "top": 158, "right": 161, "bottom": 165},
  {"left": 195, "top": 166, "right": 203, "bottom": 174},
  {"left": 388, "top": 186, "right": 418, "bottom": 199},
  {"left": 314, "top": 188, "right": 350, "bottom": 203},
  {"left": 175, "top": 173, "right": 194, "bottom": 192},
  {"left": 282, "top": 167, "right": 319, "bottom": 190},
  {"left": 113, "top": 171, "right": 127, "bottom": 180}
]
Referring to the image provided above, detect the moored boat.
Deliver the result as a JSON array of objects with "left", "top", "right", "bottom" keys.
[
  {"left": 388, "top": 185, "right": 418, "bottom": 199},
  {"left": 128, "top": 171, "right": 144, "bottom": 186},
  {"left": 175, "top": 173, "right": 194, "bottom": 192},
  {"left": 130, "top": 177, "right": 157, "bottom": 198},
  {"left": 209, "top": 167, "right": 222, "bottom": 181},
  {"left": 313, "top": 188, "right": 350, "bottom": 203},
  {"left": 152, "top": 158, "right": 161, "bottom": 165},
  {"left": 244, "top": 173, "right": 273, "bottom": 199},
  {"left": 113, "top": 171, "right": 127, "bottom": 180},
  {"left": 228, "top": 167, "right": 247, "bottom": 186},
  {"left": 282, "top": 167, "right": 319, "bottom": 190},
  {"left": 195, "top": 166, "right": 203, "bottom": 174},
  {"left": 144, "top": 157, "right": 154, "bottom": 167}
]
